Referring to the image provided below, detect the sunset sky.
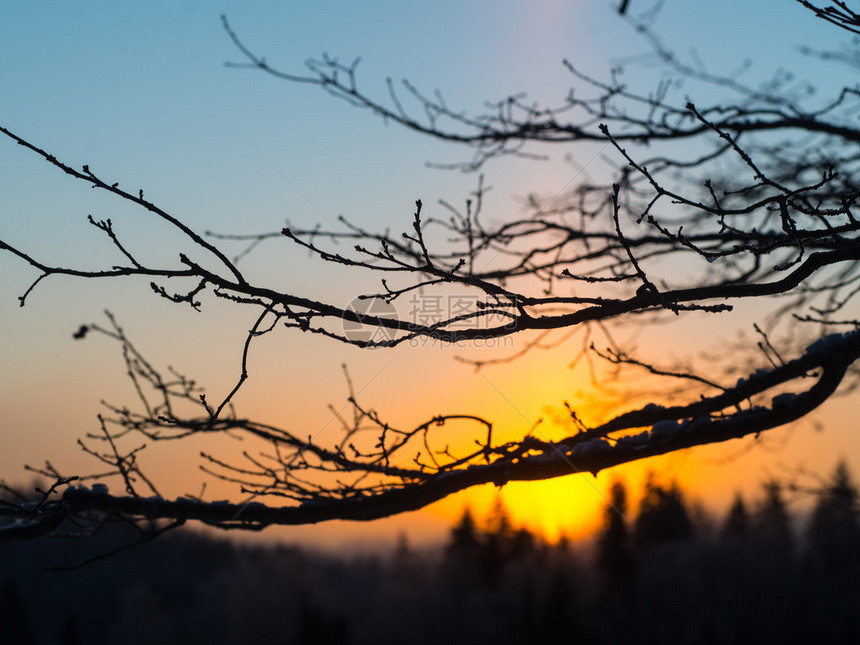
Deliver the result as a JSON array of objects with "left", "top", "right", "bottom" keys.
[{"left": 1, "top": 1, "right": 855, "bottom": 551}]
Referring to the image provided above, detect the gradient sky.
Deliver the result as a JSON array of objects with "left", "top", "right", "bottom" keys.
[{"left": 1, "top": 1, "right": 854, "bottom": 551}]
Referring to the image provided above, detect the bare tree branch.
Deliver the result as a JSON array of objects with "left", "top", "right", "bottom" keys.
[{"left": 2, "top": 4, "right": 860, "bottom": 541}]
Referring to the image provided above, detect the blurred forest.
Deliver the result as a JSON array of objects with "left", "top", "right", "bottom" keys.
[{"left": 2, "top": 460, "right": 858, "bottom": 645}]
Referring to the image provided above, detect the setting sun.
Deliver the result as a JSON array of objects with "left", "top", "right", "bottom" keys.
[{"left": 467, "top": 476, "right": 607, "bottom": 543}]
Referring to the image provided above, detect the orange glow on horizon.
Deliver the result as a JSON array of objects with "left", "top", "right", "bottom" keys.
[
  {"left": 425, "top": 433, "right": 775, "bottom": 547},
  {"left": 430, "top": 476, "right": 608, "bottom": 544}
]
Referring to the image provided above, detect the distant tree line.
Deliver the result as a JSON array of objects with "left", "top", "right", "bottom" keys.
[
  {"left": 588, "top": 463, "right": 860, "bottom": 643},
  {"left": 1, "top": 461, "right": 858, "bottom": 644}
]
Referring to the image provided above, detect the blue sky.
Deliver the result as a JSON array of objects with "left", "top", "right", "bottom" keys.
[{"left": 1, "top": 1, "right": 853, "bottom": 549}]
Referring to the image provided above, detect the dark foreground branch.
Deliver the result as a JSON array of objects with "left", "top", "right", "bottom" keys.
[{"left": 2, "top": 327, "right": 856, "bottom": 539}]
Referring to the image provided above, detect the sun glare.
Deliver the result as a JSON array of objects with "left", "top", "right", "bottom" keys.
[
  {"left": 429, "top": 474, "right": 609, "bottom": 545},
  {"left": 500, "top": 475, "right": 608, "bottom": 542}
]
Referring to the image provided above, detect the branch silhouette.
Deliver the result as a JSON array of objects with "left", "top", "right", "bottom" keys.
[{"left": 2, "top": 1, "right": 860, "bottom": 541}]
